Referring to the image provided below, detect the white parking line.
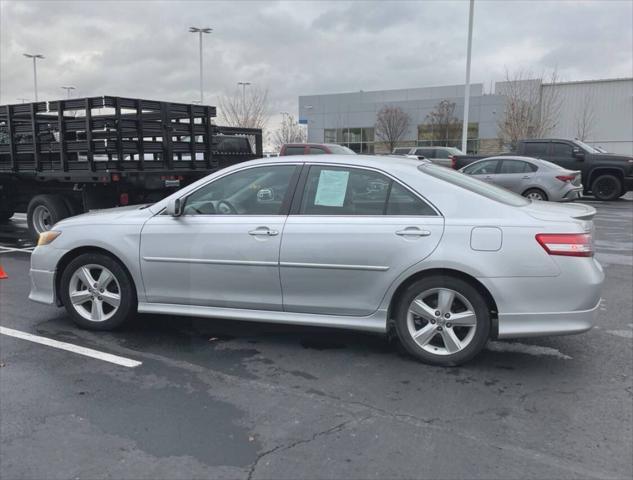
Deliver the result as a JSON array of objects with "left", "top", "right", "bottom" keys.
[{"left": 0, "top": 326, "right": 142, "bottom": 368}]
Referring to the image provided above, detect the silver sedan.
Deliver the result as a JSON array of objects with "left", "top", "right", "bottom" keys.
[
  {"left": 29, "top": 155, "right": 604, "bottom": 366},
  {"left": 460, "top": 156, "right": 583, "bottom": 201}
]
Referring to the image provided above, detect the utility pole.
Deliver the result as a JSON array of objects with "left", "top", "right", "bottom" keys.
[
  {"left": 61, "top": 86, "right": 75, "bottom": 98},
  {"left": 461, "top": 0, "right": 475, "bottom": 153},
  {"left": 189, "top": 27, "right": 212, "bottom": 104},
  {"left": 23, "top": 53, "right": 45, "bottom": 102}
]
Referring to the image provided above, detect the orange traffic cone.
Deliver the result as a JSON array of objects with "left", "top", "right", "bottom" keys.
[{"left": 0, "top": 264, "right": 7, "bottom": 280}]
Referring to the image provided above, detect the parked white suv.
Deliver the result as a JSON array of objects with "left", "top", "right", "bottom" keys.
[{"left": 392, "top": 146, "right": 464, "bottom": 168}]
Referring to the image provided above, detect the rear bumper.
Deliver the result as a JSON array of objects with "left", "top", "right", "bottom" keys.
[
  {"left": 561, "top": 187, "right": 583, "bottom": 201},
  {"left": 497, "top": 299, "right": 600, "bottom": 338}
]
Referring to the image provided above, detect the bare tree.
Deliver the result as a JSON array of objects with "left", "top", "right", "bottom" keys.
[
  {"left": 272, "top": 114, "right": 306, "bottom": 150},
  {"left": 422, "top": 100, "right": 461, "bottom": 145},
  {"left": 497, "top": 68, "right": 562, "bottom": 148},
  {"left": 575, "top": 93, "right": 596, "bottom": 141},
  {"left": 218, "top": 86, "right": 270, "bottom": 129},
  {"left": 374, "top": 106, "right": 411, "bottom": 152}
]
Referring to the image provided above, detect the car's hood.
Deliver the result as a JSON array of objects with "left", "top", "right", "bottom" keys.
[
  {"left": 55, "top": 204, "right": 153, "bottom": 228},
  {"left": 522, "top": 200, "right": 596, "bottom": 222}
]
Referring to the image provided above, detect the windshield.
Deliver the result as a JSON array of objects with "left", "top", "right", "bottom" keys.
[
  {"left": 573, "top": 139, "right": 599, "bottom": 154},
  {"left": 327, "top": 145, "right": 356, "bottom": 154},
  {"left": 419, "top": 163, "right": 530, "bottom": 207}
]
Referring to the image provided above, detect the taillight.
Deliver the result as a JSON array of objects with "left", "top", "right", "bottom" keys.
[
  {"left": 535, "top": 233, "right": 593, "bottom": 257},
  {"left": 119, "top": 193, "right": 129, "bottom": 206},
  {"left": 449, "top": 155, "right": 456, "bottom": 169},
  {"left": 556, "top": 175, "right": 575, "bottom": 183}
]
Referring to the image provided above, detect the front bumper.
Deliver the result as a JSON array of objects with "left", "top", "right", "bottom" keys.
[
  {"left": 497, "top": 299, "right": 600, "bottom": 338},
  {"left": 28, "top": 245, "right": 68, "bottom": 306},
  {"left": 28, "top": 268, "right": 57, "bottom": 305}
]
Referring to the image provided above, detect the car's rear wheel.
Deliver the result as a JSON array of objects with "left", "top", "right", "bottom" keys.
[
  {"left": 60, "top": 253, "right": 136, "bottom": 330},
  {"left": 591, "top": 174, "right": 622, "bottom": 201},
  {"left": 523, "top": 188, "right": 548, "bottom": 201},
  {"left": 394, "top": 276, "right": 490, "bottom": 366}
]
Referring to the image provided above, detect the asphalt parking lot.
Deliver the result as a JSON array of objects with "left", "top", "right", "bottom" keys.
[{"left": 1, "top": 197, "right": 632, "bottom": 480}]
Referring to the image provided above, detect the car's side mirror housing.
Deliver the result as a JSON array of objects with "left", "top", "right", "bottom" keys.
[
  {"left": 572, "top": 147, "right": 585, "bottom": 160},
  {"left": 166, "top": 197, "right": 183, "bottom": 217}
]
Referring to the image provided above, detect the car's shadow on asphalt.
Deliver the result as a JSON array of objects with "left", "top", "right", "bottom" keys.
[{"left": 34, "top": 311, "right": 574, "bottom": 378}]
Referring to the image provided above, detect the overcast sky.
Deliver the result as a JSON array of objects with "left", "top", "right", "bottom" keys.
[{"left": 1, "top": 0, "right": 632, "bottom": 138}]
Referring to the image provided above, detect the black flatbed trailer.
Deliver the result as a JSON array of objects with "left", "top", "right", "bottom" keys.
[{"left": 0, "top": 96, "right": 262, "bottom": 238}]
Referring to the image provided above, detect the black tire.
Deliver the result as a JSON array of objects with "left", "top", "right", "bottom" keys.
[
  {"left": 591, "top": 174, "right": 622, "bottom": 201},
  {"left": 0, "top": 209, "right": 14, "bottom": 222},
  {"left": 522, "top": 188, "right": 548, "bottom": 201},
  {"left": 27, "top": 194, "right": 70, "bottom": 240},
  {"left": 394, "top": 275, "right": 491, "bottom": 366},
  {"left": 60, "top": 252, "right": 137, "bottom": 330}
]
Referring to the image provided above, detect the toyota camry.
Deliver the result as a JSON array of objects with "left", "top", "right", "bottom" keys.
[{"left": 29, "top": 155, "right": 604, "bottom": 366}]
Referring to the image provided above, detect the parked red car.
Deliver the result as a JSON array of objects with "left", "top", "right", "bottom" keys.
[{"left": 279, "top": 143, "right": 356, "bottom": 156}]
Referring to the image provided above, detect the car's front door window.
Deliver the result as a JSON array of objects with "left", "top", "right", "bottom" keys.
[
  {"left": 183, "top": 165, "right": 298, "bottom": 215},
  {"left": 465, "top": 160, "right": 499, "bottom": 175}
]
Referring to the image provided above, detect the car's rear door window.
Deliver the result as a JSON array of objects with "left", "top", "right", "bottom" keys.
[
  {"left": 499, "top": 160, "right": 532, "bottom": 174},
  {"left": 298, "top": 166, "right": 436, "bottom": 216},
  {"left": 522, "top": 142, "right": 548, "bottom": 157}
]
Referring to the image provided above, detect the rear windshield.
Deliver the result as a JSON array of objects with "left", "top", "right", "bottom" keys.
[
  {"left": 419, "top": 163, "right": 530, "bottom": 207},
  {"left": 328, "top": 145, "right": 356, "bottom": 154}
]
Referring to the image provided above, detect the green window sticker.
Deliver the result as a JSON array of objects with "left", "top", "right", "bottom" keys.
[{"left": 314, "top": 169, "right": 350, "bottom": 207}]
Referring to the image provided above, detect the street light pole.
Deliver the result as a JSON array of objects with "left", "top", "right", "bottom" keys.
[
  {"left": 189, "top": 27, "right": 212, "bottom": 104},
  {"left": 61, "top": 86, "right": 75, "bottom": 98},
  {"left": 23, "top": 53, "right": 45, "bottom": 102},
  {"left": 461, "top": 0, "right": 475, "bottom": 153},
  {"left": 238, "top": 81, "right": 251, "bottom": 123}
]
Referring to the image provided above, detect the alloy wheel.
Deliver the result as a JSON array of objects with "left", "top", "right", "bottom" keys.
[
  {"left": 407, "top": 288, "right": 477, "bottom": 356},
  {"left": 526, "top": 191, "right": 544, "bottom": 200},
  {"left": 68, "top": 264, "right": 121, "bottom": 322}
]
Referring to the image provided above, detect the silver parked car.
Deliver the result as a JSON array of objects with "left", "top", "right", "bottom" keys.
[
  {"left": 392, "top": 146, "right": 463, "bottom": 168},
  {"left": 30, "top": 155, "right": 603, "bottom": 366},
  {"left": 460, "top": 156, "right": 583, "bottom": 201}
]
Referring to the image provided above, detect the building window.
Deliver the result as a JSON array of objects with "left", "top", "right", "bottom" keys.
[
  {"left": 417, "top": 122, "right": 480, "bottom": 153},
  {"left": 324, "top": 127, "right": 374, "bottom": 153}
]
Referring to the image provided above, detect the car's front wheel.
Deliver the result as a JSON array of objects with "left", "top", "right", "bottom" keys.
[
  {"left": 60, "top": 253, "right": 136, "bottom": 330},
  {"left": 394, "top": 276, "right": 491, "bottom": 366}
]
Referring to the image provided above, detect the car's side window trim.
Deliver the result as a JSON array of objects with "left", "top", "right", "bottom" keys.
[
  {"left": 158, "top": 163, "right": 302, "bottom": 217},
  {"left": 289, "top": 163, "right": 441, "bottom": 217}
]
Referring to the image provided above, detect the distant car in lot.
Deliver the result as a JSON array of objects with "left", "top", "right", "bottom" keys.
[
  {"left": 460, "top": 156, "right": 583, "bottom": 202},
  {"left": 391, "top": 146, "right": 463, "bottom": 167},
  {"left": 279, "top": 143, "right": 356, "bottom": 156},
  {"left": 30, "top": 155, "right": 603, "bottom": 366},
  {"left": 454, "top": 139, "right": 633, "bottom": 200}
]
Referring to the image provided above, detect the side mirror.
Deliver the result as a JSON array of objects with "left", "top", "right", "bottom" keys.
[
  {"left": 572, "top": 147, "right": 585, "bottom": 159},
  {"left": 417, "top": 155, "right": 426, "bottom": 161},
  {"left": 166, "top": 197, "right": 183, "bottom": 217}
]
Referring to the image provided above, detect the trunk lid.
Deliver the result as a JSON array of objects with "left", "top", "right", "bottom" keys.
[{"left": 522, "top": 200, "right": 596, "bottom": 221}]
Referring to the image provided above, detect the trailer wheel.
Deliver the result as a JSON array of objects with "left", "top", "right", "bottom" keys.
[{"left": 27, "top": 195, "right": 70, "bottom": 240}]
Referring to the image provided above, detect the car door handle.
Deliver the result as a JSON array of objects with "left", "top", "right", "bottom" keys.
[
  {"left": 248, "top": 227, "right": 279, "bottom": 236},
  {"left": 396, "top": 228, "right": 431, "bottom": 237},
  {"left": 522, "top": 175, "right": 531, "bottom": 179}
]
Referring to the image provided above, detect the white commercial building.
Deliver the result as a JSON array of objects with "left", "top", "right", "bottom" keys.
[{"left": 299, "top": 77, "right": 633, "bottom": 155}]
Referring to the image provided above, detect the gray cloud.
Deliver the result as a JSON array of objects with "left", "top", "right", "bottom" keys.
[{"left": 1, "top": 0, "right": 631, "bottom": 138}]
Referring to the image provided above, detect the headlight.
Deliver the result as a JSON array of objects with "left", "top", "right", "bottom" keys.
[{"left": 37, "top": 231, "right": 61, "bottom": 246}]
